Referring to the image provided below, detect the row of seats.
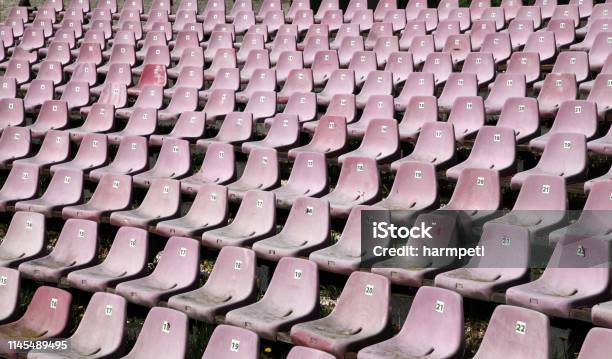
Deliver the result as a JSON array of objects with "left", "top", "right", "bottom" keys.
[{"left": 1, "top": 260, "right": 612, "bottom": 358}]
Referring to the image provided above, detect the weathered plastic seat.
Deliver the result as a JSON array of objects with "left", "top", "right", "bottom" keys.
[
  {"left": 203, "top": 89, "right": 236, "bottom": 125},
  {"left": 397, "top": 96, "right": 438, "bottom": 142},
  {"left": 574, "top": 327, "right": 612, "bottom": 359},
  {"left": 62, "top": 174, "right": 131, "bottom": 222},
  {"left": 149, "top": 111, "right": 205, "bottom": 146},
  {"left": 196, "top": 113, "right": 251, "bottom": 149},
  {"left": 25, "top": 100, "right": 68, "bottom": 138},
  {"left": 289, "top": 115, "right": 346, "bottom": 159},
  {"left": 290, "top": 271, "right": 390, "bottom": 357},
  {"left": 0, "top": 127, "right": 30, "bottom": 168},
  {"left": 0, "top": 163, "right": 39, "bottom": 212},
  {"left": 394, "top": 72, "right": 435, "bottom": 112},
  {"left": 199, "top": 68, "right": 239, "bottom": 101},
  {"left": 115, "top": 236, "right": 199, "bottom": 307},
  {"left": 271, "top": 152, "right": 327, "bottom": 208},
  {"left": 438, "top": 73, "right": 478, "bottom": 113},
  {"left": 110, "top": 179, "right": 180, "bottom": 229},
  {"left": 340, "top": 119, "right": 399, "bottom": 164},
  {"left": 225, "top": 148, "right": 279, "bottom": 201},
  {"left": 164, "top": 67, "right": 203, "bottom": 98},
  {"left": 50, "top": 133, "right": 107, "bottom": 174},
  {"left": 447, "top": 126, "right": 516, "bottom": 180},
  {"left": 0, "top": 212, "right": 45, "bottom": 268},
  {"left": 13, "top": 130, "right": 69, "bottom": 170},
  {"left": 537, "top": 52, "right": 589, "bottom": 93},
  {"left": 66, "top": 226, "right": 148, "bottom": 292},
  {"left": 485, "top": 73, "right": 527, "bottom": 115},
  {"left": 239, "top": 49, "right": 271, "bottom": 84},
  {"left": 0, "top": 286, "right": 72, "bottom": 357},
  {"left": 278, "top": 70, "right": 313, "bottom": 104},
  {"left": 18, "top": 218, "right": 97, "bottom": 282},
  {"left": 121, "top": 307, "right": 188, "bottom": 359},
  {"left": 287, "top": 346, "right": 335, "bottom": 359},
  {"left": 506, "top": 235, "right": 610, "bottom": 318},
  {"left": 316, "top": 69, "right": 356, "bottom": 106},
  {"left": 225, "top": 257, "right": 319, "bottom": 340},
  {"left": 242, "top": 115, "right": 299, "bottom": 154},
  {"left": 496, "top": 97, "right": 540, "bottom": 143},
  {"left": 473, "top": 305, "right": 550, "bottom": 359},
  {"left": 167, "top": 246, "right": 255, "bottom": 322},
  {"left": 0, "top": 267, "right": 19, "bottom": 323},
  {"left": 89, "top": 136, "right": 147, "bottom": 181},
  {"left": 29, "top": 292, "right": 126, "bottom": 359},
  {"left": 586, "top": 73, "right": 612, "bottom": 120},
  {"left": 347, "top": 94, "right": 394, "bottom": 137},
  {"left": 156, "top": 184, "right": 228, "bottom": 238},
  {"left": 532, "top": 100, "right": 596, "bottom": 151},
  {"left": 133, "top": 139, "right": 190, "bottom": 187},
  {"left": 15, "top": 169, "right": 83, "bottom": 217},
  {"left": 321, "top": 156, "right": 381, "bottom": 218},
  {"left": 511, "top": 133, "right": 587, "bottom": 189},
  {"left": 200, "top": 324, "right": 259, "bottom": 359},
  {"left": 480, "top": 32, "right": 512, "bottom": 64},
  {"left": 448, "top": 96, "right": 485, "bottom": 143},
  {"left": 23, "top": 80, "right": 55, "bottom": 115},
  {"left": 107, "top": 108, "right": 157, "bottom": 145},
  {"left": 523, "top": 31, "right": 557, "bottom": 62},
  {"left": 589, "top": 31, "right": 612, "bottom": 71},
  {"left": 358, "top": 286, "right": 463, "bottom": 359},
  {"left": 546, "top": 18, "right": 576, "bottom": 48},
  {"left": 202, "top": 190, "right": 275, "bottom": 248},
  {"left": 446, "top": 34, "right": 474, "bottom": 64},
  {"left": 180, "top": 143, "right": 235, "bottom": 195},
  {"left": 125, "top": 65, "right": 166, "bottom": 98}
]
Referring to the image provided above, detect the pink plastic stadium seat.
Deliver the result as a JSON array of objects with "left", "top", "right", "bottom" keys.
[
  {"left": 0, "top": 127, "right": 30, "bottom": 168},
  {"left": 18, "top": 218, "right": 97, "bottom": 282},
  {"left": 168, "top": 246, "right": 255, "bottom": 322},
  {"left": 243, "top": 115, "right": 299, "bottom": 154},
  {"left": 121, "top": 307, "right": 188, "bottom": 359},
  {"left": 340, "top": 119, "right": 399, "bottom": 164},
  {"left": 290, "top": 271, "right": 390, "bottom": 357},
  {"left": 66, "top": 226, "right": 148, "bottom": 292},
  {"left": 149, "top": 111, "right": 206, "bottom": 146},
  {"left": 586, "top": 74, "right": 612, "bottom": 120},
  {"left": 447, "top": 126, "right": 516, "bottom": 180},
  {"left": 156, "top": 184, "right": 228, "bottom": 238},
  {"left": 506, "top": 52, "right": 541, "bottom": 85},
  {"left": 62, "top": 174, "right": 131, "bottom": 222},
  {"left": 394, "top": 72, "right": 435, "bottom": 112},
  {"left": 225, "top": 257, "right": 319, "bottom": 340},
  {"left": 537, "top": 52, "right": 589, "bottom": 92},
  {"left": 391, "top": 121, "right": 456, "bottom": 171},
  {"left": 25, "top": 100, "right": 68, "bottom": 138},
  {"left": 180, "top": 143, "right": 235, "bottom": 195},
  {"left": 13, "top": 130, "right": 70, "bottom": 170},
  {"left": 485, "top": 74, "right": 527, "bottom": 115},
  {"left": 0, "top": 164, "right": 40, "bottom": 211},
  {"left": 523, "top": 31, "right": 557, "bottom": 62},
  {"left": 50, "top": 133, "right": 107, "bottom": 174},
  {"left": 438, "top": 73, "right": 479, "bottom": 112},
  {"left": 226, "top": 148, "right": 279, "bottom": 201},
  {"left": 511, "top": 133, "right": 587, "bottom": 189},
  {"left": 506, "top": 235, "right": 611, "bottom": 318},
  {"left": 347, "top": 95, "right": 394, "bottom": 137},
  {"left": 107, "top": 108, "right": 157, "bottom": 144},
  {"left": 0, "top": 286, "right": 72, "bottom": 357},
  {"left": 473, "top": 305, "right": 550, "bottom": 359},
  {"left": 398, "top": 96, "right": 438, "bottom": 142},
  {"left": 358, "top": 286, "right": 463, "bottom": 359},
  {"left": 0, "top": 267, "right": 19, "bottom": 322},
  {"left": 288, "top": 347, "right": 335, "bottom": 359},
  {"left": 201, "top": 325, "right": 259, "bottom": 359},
  {"left": 202, "top": 190, "right": 276, "bottom": 248},
  {"left": 531, "top": 100, "right": 596, "bottom": 150},
  {"left": 289, "top": 115, "right": 347, "bottom": 159},
  {"left": 23, "top": 80, "right": 55, "bottom": 115},
  {"left": 272, "top": 152, "right": 328, "bottom": 208},
  {"left": 448, "top": 96, "right": 485, "bottom": 143},
  {"left": 133, "top": 139, "right": 190, "bottom": 187},
  {"left": 15, "top": 169, "right": 83, "bottom": 217},
  {"left": 115, "top": 236, "right": 198, "bottom": 306},
  {"left": 0, "top": 212, "right": 45, "bottom": 268},
  {"left": 317, "top": 69, "right": 356, "bottom": 106},
  {"left": 497, "top": 97, "right": 540, "bottom": 143},
  {"left": 110, "top": 178, "right": 180, "bottom": 229},
  {"left": 89, "top": 136, "right": 148, "bottom": 181},
  {"left": 575, "top": 327, "right": 612, "bottom": 359}
]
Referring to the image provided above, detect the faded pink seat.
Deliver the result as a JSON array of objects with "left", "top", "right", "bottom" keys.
[
  {"left": 511, "top": 133, "right": 588, "bottom": 190},
  {"left": 165, "top": 67, "right": 204, "bottom": 98},
  {"left": 290, "top": 271, "right": 390, "bottom": 357},
  {"left": 288, "top": 347, "right": 335, "bottom": 359},
  {"left": 110, "top": 179, "right": 180, "bottom": 229},
  {"left": 394, "top": 72, "right": 435, "bottom": 112},
  {"left": 157, "top": 87, "right": 198, "bottom": 122},
  {"left": 523, "top": 31, "right": 556, "bottom": 62},
  {"left": 196, "top": 112, "right": 252, "bottom": 149},
  {"left": 203, "top": 89, "right": 236, "bottom": 125},
  {"left": 0, "top": 212, "right": 45, "bottom": 268},
  {"left": 50, "top": 133, "right": 107, "bottom": 174},
  {"left": 575, "top": 327, "right": 612, "bottom": 358},
  {"left": 115, "top": 236, "right": 199, "bottom": 306},
  {"left": 133, "top": 139, "right": 190, "bottom": 187},
  {"left": 202, "top": 190, "right": 276, "bottom": 249},
  {"left": 168, "top": 247, "right": 256, "bottom": 322},
  {"left": 126, "top": 65, "right": 167, "bottom": 98},
  {"left": 473, "top": 305, "right": 550, "bottom": 359},
  {"left": 243, "top": 115, "right": 299, "bottom": 154},
  {"left": 254, "top": 197, "right": 329, "bottom": 260},
  {"left": 199, "top": 68, "right": 239, "bottom": 101},
  {"left": 66, "top": 226, "right": 148, "bottom": 292},
  {"left": 13, "top": 130, "right": 70, "bottom": 170},
  {"left": 447, "top": 126, "right": 516, "bottom": 180},
  {"left": 531, "top": 100, "right": 596, "bottom": 150},
  {"left": 398, "top": 96, "right": 438, "bottom": 142},
  {"left": 0, "top": 127, "right": 30, "bottom": 168},
  {"left": 536, "top": 74, "right": 578, "bottom": 118},
  {"left": 156, "top": 184, "right": 228, "bottom": 238},
  {"left": 347, "top": 94, "right": 394, "bottom": 137},
  {"left": 180, "top": 143, "right": 235, "bottom": 195},
  {"left": 586, "top": 74, "right": 612, "bottom": 120},
  {"left": 109, "top": 106, "right": 158, "bottom": 142},
  {"left": 149, "top": 111, "right": 206, "bottom": 146},
  {"left": 496, "top": 97, "right": 540, "bottom": 143},
  {"left": 384, "top": 51, "right": 414, "bottom": 89},
  {"left": 355, "top": 71, "right": 393, "bottom": 109},
  {"left": 506, "top": 235, "right": 611, "bottom": 318},
  {"left": 309, "top": 205, "right": 376, "bottom": 274},
  {"left": 480, "top": 32, "right": 512, "bottom": 64},
  {"left": 445, "top": 34, "right": 472, "bottom": 63},
  {"left": 273, "top": 151, "right": 327, "bottom": 207},
  {"left": 316, "top": 69, "right": 355, "bottom": 106},
  {"left": 538, "top": 52, "right": 590, "bottom": 92},
  {"left": 0, "top": 267, "right": 19, "bottom": 323},
  {"left": 62, "top": 174, "right": 132, "bottom": 222},
  {"left": 549, "top": 181, "right": 612, "bottom": 244},
  {"left": 0, "top": 98, "right": 24, "bottom": 133},
  {"left": 485, "top": 73, "right": 527, "bottom": 115},
  {"left": 421, "top": 52, "right": 453, "bottom": 86},
  {"left": 25, "top": 100, "right": 68, "bottom": 138},
  {"left": 438, "top": 73, "right": 478, "bottom": 112},
  {"left": 274, "top": 51, "right": 303, "bottom": 84},
  {"left": 391, "top": 122, "right": 456, "bottom": 171},
  {"left": 28, "top": 292, "right": 127, "bottom": 359},
  {"left": 89, "top": 136, "right": 148, "bottom": 181},
  {"left": 340, "top": 118, "right": 399, "bottom": 164},
  {"left": 0, "top": 164, "right": 40, "bottom": 211},
  {"left": 225, "top": 145, "right": 275, "bottom": 195},
  {"left": 358, "top": 286, "right": 463, "bottom": 359},
  {"left": 242, "top": 91, "right": 277, "bottom": 123},
  {"left": 348, "top": 51, "right": 376, "bottom": 88},
  {"left": 121, "top": 307, "right": 188, "bottom": 359},
  {"left": 435, "top": 222, "right": 530, "bottom": 301},
  {"left": 201, "top": 324, "right": 259, "bottom": 359},
  {"left": 18, "top": 218, "right": 97, "bottom": 282},
  {"left": 225, "top": 257, "right": 319, "bottom": 340},
  {"left": 15, "top": 169, "right": 83, "bottom": 217},
  {"left": 322, "top": 156, "right": 381, "bottom": 218},
  {"left": 448, "top": 96, "right": 485, "bottom": 143},
  {"left": 0, "top": 286, "right": 72, "bottom": 357},
  {"left": 289, "top": 115, "right": 347, "bottom": 159},
  {"left": 23, "top": 80, "right": 55, "bottom": 114},
  {"left": 278, "top": 69, "right": 313, "bottom": 103}
]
